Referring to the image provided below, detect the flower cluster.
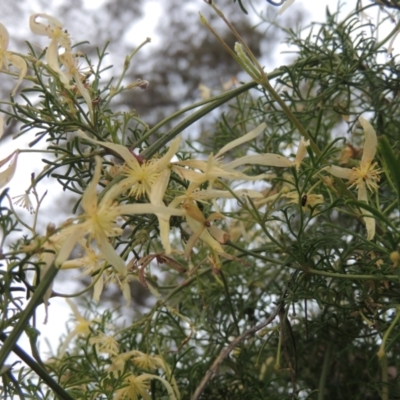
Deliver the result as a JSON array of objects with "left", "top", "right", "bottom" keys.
[{"left": 0, "top": 12, "right": 383, "bottom": 314}]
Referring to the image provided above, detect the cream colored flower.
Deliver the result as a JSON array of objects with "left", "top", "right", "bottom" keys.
[
  {"left": 182, "top": 201, "right": 229, "bottom": 258},
  {"left": 89, "top": 333, "right": 119, "bottom": 356},
  {"left": 114, "top": 373, "right": 177, "bottom": 400},
  {"left": 113, "top": 374, "right": 151, "bottom": 400},
  {"left": 130, "top": 351, "right": 165, "bottom": 371},
  {"left": 56, "top": 156, "right": 185, "bottom": 277},
  {"left": 61, "top": 242, "right": 106, "bottom": 302},
  {"left": 59, "top": 50, "right": 93, "bottom": 120},
  {"left": 173, "top": 123, "right": 309, "bottom": 192},
  {"left": 173, "top": 123, "right": 269, "bottom": 191},
  {"left": 0, "top": 23, "right": 27, "bottom": 95},
  {"left": 59, "top": 299, "right": 97, "bottom": 357},
  {"left": 29, "top": 15, "right": 93, "bottom": 120},
  {"left": 79, "top": 131, "right": 181, "bottom": 254},
  {"left": 29, "top": 14, "right": 72, "bottom": 74},
  {"left": 326, "top": 117, "right": 381, "bottom": 240}
]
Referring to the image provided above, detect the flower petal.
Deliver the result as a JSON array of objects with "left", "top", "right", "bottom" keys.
[
  {"left": 6, "top": 53, "right": 27, "bottom": 96},
  {"left": 325, "top": 165, "right": 353, "bottom": 180},
  {"left": 115, "top": 203, "right": 185, "bottom": 217},
  {"left": 358, "top": 180, "right": 375, "bottom": 240},
  {"left": 154, "top": 136, "right": 181, "bottom": 170},
  {"left": 359, "top": 117, "right": 377, "bottom": 169},
  {"left": 224, "top": 153, "right": 293, "bottom": 169},
  {"left": 150, "top": 169, "right": 173, "bottom": 254},
  {"left": 278, "top": 0, "right": 296, "bottom": 15},
  {"left": 0, "top": 23, "right": 9, "bottom": 51},
  {"left": 29, "top": 13, "right": 64, "bottom": 37},
  {"left": 96, "top": 233, "right": 127, "bottom": 276},
  {"left": 294, "top": 138, "right": 310, "bottom": 171},
  {"left": 81, "top": 156, "right": 102, "bottom": 214},
  {"left": 55, "top": 225, "right": 86, "bottom": 266},
  {"left": 215, "top": 123, "right": 266, "bottom": 158},
  {"left": 78, "top": 130, "right": 140, "bottom": 168},
  {"left": 0, "top": 151, "right": 19, "bottom": 189}
]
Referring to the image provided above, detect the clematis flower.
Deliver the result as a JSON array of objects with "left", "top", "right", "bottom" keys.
[
  {"left": 59, "top": 50, "right": 93, "bottom": 120},
  {"left": 114, "top": 373, "right": 177, "bottom": 400},
  {"left": 29, "top": 14, "right": 72, "bottom": 75},
  {"left": 30, "top": 15, "right": 94, "bottom": 120},
  {"left": 173, "top": 123, "right": 269, "bottom": 191},
  {"left": 0, "top": 23, "right": 27, "bottom": 95},
  {"left": 78, "top": 130, "right": 181, "bottom": 254},
  {"left": 89, "top": 333, "right": 119, "bottom": 356},
  {"left": 58, "top": 299, "right": 98, "bottom": 357},
  {"left": 325, "top": 117, "right": 381, "bottom": 240},
  {"left": 182, "top": 201, "right": 229, "bottom": 258},
  {"left": 60, "top": 241, "right": 107, "bottom": 302},
  {"left": 173, "top": 123, "right": 309, "bottom": 192},
  {"left": 56, "top": 156, "right": 185, "bottom": 277}
]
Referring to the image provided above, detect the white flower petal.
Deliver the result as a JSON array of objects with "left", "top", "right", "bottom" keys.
[
  {"left": 359, "top": 117, "right": 377, "bottom": 169},
  {"left": 278, "top": 0, "right": 296, "bottom": 15},
  {"left": 7, "top": 53, "right": 28, "bottom": 96},
  {"left": 0, "top": 151, "right": 19, "bottom": 189},
  {"left": 93, "top": 274, "right": 104, "bottom": 302},
  {"left": 96, "top": 234, "right": 127, "bottom": 276},
  {"left": 55, "top": 225, "right": 86, "bottom": 266},
  {"left": 115, "top": 203, "right": 185, "bottom": 217},
  {"left": 78, "top": 130, "right": 140, "bottom": 167},
  {"left": 294, "top": 138, "right": 310, "bottom": 171},
  {"left": 0, "top": 23, "right": 9, "bottom": 52},
  {"left": 215, "top": 123, "right": 266, "bottom": 158},
  {"left": 150, "top": 169, "right": 173, "bottom": 254},
  {"left": 357, "top": 180, "right": 375, "bottom": 240},
  {"left": 29, "top": 14, "right": 64, "bottom": 37},
  {"left": 224, "top": 153, "right": 293, "bottom": 169},
  {"left": 154, "top": 135, "right": 181, "bottom": 169},
  {"left": 325, "top": 165, "right": 353, "bottom": 180},
  {"left": 81, "top": 156, "right": 102, "bottom": 214}
]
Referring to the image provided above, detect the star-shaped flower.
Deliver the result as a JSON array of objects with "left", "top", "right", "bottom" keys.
[
  {"left": 56, "top": 156, "right": 185, "bottom": 277},
  {"left": 78, "top": 131, "right": 182, "bottom": 254},
  {"left": 326, "top": 117, "right": 381, "bottom": 240},
  {"left": 173, "top": 123, "right": 309, "bottom": 192}
]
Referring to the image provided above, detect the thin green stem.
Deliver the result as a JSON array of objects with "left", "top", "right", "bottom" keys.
[
  {"left": 0, "top": 261, "right": 59, "bottom": 368},
  {"left": 0, "top": 333, "right": 75, "bottom": 400},
  {"left": 141, "top": 82, "right": 258, "bottom": 159},
  {"left": 318, "top": 343, "right": 332, "bottom": 400}
]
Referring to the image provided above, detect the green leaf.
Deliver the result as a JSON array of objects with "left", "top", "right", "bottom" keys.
[{"left": 379, "top": 135, "right": 400, "bottom": 207}]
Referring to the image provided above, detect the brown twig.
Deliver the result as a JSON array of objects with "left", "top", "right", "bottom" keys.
[{"left": 191, "top": 302, "right": 284, "bottom": 400}]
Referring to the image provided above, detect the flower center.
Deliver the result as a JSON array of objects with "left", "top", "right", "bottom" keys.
[
  {"left": 349, "top": 162, "right": 381, "bottom": 192},
  {"left": 122, "top": 160, "right": 159, "bottom": 198}
]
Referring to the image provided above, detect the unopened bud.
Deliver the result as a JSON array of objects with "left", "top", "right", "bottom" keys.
[{"left": 46, "top": 223, "right": 56, "bottom": 236}]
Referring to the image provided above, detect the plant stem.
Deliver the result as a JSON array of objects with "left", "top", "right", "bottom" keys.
[
  {"left": 0, "top": 261, "right": 59, "bottom": 369},
  {"left": 0, "top": 333, "right": 75, "bottom": 400}
]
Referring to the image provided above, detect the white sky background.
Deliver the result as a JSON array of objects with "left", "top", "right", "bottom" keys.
[{"left": 1, "top": 0, "right": 399, "bottom": 362}]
